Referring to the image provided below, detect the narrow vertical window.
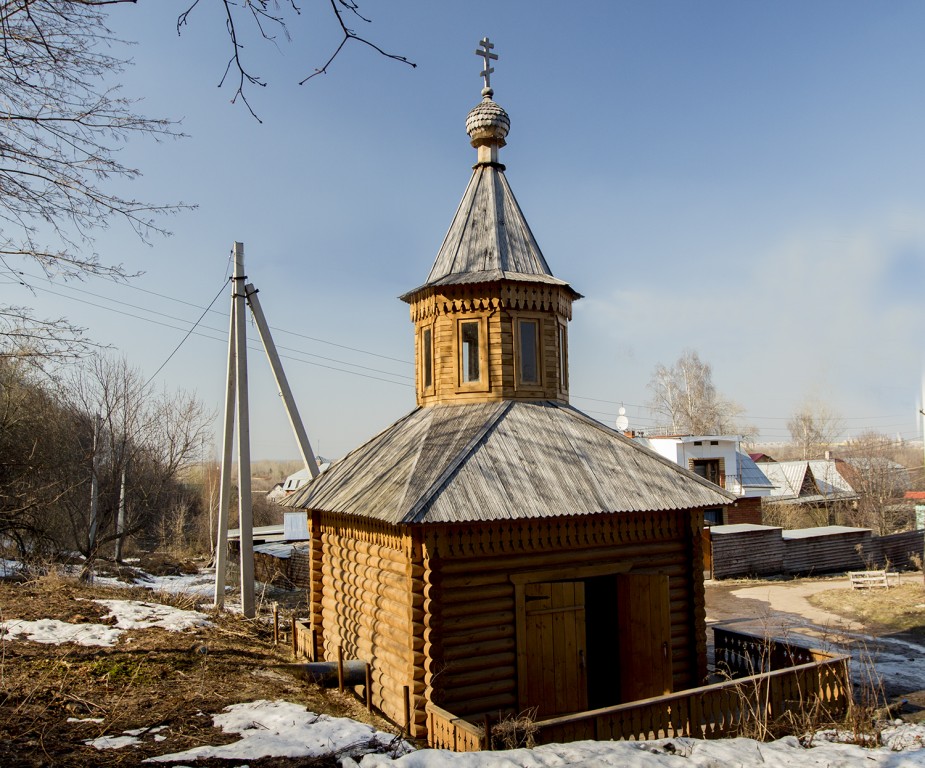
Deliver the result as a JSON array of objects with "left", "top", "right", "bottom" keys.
[
  {"left": 422, "top": 328, "right": 433, "bottom": 389},
  {"left": 460, "top": 320, "right": 480, "bottom": 382},
  {"left": 558, "top": 323, "right": 568, "bottom": 390},
  {"left": 518, "top": 319, "right": 539, "bottom": 384}
]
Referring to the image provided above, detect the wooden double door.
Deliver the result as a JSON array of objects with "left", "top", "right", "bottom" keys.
[{"left": 518, "top": 573, "right": 673, "bottom": 718}]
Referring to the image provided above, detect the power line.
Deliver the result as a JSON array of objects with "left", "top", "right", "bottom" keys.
[
  {"left": 145, "top": 280, "right": 228, "bottom": 386},
  {"left": 16, "top": 268, "right": 413, "bottom": 366},
  {"left": 26, "top": 283, "right": 414, "bottom": 383}
]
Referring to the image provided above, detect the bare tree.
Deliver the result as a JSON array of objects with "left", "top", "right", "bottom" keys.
[
  {"left": 57, "top": 354, "right": 210, "bottom": 574},
  {"left": 0, "top": 354, "right": 81, "bottom": 558},
  {"left": 787, "top": 399, "right": 843, "bottom": 459},
  {"left": 647, "top": 349, "right": 748, "bottom": 436},
  {"left": 0, "top": 0, "right": 191, "bottom": 355},
  {"left": 838, "top": 431, "right": 912, "bottom": 535},
  {"left": 0, "top": 1, "right": 413, "bottom": 352}
]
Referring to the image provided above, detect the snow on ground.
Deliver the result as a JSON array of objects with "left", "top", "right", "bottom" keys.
[
  {"left": 6, "top": 561, "right": 925, "bottom": 765},
  {"left": 0, "top": 600, "right": 211, "bottom": 647},
  {"left": 93, "top": 567, "right": 223, "bottom": 598},
  {"left": 362, "top": 730, "right": 925, "bottom": 768},
  {"left": 0, "top": 617, "right": 122, "bottom": 647},
  {"left": 81, "top": 699, "right": 925, "bottom": 766},
  {"left": 144, "top": 700, "right": 409, "bottom": 763},
  {"left": 92, "top": 599, "right": 212, "bottom": 632}
]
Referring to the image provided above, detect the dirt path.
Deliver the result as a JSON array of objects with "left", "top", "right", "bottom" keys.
[
  {"left": 705, "top": 576, "right": 925, "bottom": 702},
  {"left": 707, "top": 576, "right": 862, "bottom": 631}
]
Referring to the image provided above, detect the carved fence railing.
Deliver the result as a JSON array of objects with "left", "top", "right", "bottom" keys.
[
  {"left": 425, "top": 627, "right": 850, "bottom": 751},
  {"left": 713, "top": 625, "right": 833, "bottom": 675},
  {"left": 426, "top": 702, "right": 483, "bottom": 752}
]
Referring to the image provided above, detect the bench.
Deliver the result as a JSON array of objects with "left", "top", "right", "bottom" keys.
[{"left": 848, "top": 570, "right": 900, "bottom": 589}]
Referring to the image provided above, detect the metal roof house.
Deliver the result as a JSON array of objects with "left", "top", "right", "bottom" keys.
[
  {"left": 637, "top": 435, "right": 773, "bottom": 525},
  {"left": 285, "top": 43, "right": 733, "bottom": 738},
  {"left": 761, "top": 459, "right": 858, "bottom": 507}
]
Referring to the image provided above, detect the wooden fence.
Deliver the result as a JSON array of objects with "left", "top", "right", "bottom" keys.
[
  {"left": 424, "top": 628, "right": 850, "bottom": 751},
  {"left": 292, "top": 619, "right": 317, "bottom": 661},
  {"left": 426, "top": 703, "right": 483, "bottom": 752}
]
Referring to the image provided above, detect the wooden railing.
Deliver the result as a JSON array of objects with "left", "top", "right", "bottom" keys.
[
  {"left": 425, "top": 628, "right": 850, "bottom": 751},
  {"left": 292, "top": 619, "right": 317, "bottom": 661},
  {"left": 713, "top": 626, "right": 833, "bottom": 676},
  {"left": 426, "top": 702, "right": 483, "bottom": 752},
  {"left": 531, "top": 654, "right": 849, "bottom": 744}
]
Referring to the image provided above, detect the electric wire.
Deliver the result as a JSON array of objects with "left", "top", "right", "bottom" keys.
[
  {"left": 15, "top": 268, "right": 412, "bottom": 366},
  {"left": 8, "top": 268, "right": 920, "bottom": 434},
  {"left": 144, "top": 280, "right": 227, "bottom": 386}
]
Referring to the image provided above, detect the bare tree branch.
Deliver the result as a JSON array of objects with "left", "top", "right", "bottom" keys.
[
  {"left": 0, "top": 0, "right": 193, "bottom": 354},
  {"left": 177, "top": 0, "right": 415, "bottom": 118}
]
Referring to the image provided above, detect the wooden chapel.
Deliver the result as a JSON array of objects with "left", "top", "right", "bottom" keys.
[{"left": 285, "top": 40, "right": 734, "bottom": 738}]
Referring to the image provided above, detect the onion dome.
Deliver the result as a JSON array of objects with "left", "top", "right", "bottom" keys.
[{"left": 466, "top": 90, "right": 510, "bottom": 149}]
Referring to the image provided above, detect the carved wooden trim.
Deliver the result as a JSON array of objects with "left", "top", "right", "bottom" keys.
[
  {"left": 421, "top": 511, "right": 685, "bottom": 561},
  {"left": 409, "top": 283, "right": 574, "bottom": 323}
]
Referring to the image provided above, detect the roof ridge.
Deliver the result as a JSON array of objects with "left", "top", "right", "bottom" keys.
[{"left": 401, "top": 400, "right": 513, "bottom": 524}]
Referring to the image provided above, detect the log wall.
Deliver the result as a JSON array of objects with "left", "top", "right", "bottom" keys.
[
  {"left": 420, "top": 510, "right": 705, "bottom": 720},
  {"left": 315, "top": 513, "right": 420, "bottom": 734},
  {"left": 410, "top": 283, "right": 573, "bottom": 407}
]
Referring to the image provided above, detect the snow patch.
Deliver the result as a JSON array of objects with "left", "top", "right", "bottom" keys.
[{"left": 145, "top": 700, "right": 407, "bottom": 763}]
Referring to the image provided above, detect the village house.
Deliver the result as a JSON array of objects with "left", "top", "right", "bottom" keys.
[
  {"left": 285, "top": 43, "right": 734, "bottom": 739},
  {"left": 637, "top": 434, "right": 773, "bottom": 525}
]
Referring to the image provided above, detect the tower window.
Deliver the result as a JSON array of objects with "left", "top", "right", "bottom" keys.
[
  {"left": 460, "top": 320, "right": 480, "bottom": 383},
  {"left": 422, "top": 327, "right": 433, "bottom": 389},
  {"left": 517, "top": 319, "right": 540, "bottom": 385},
  {"left": 557, "top": 322, "right": 568, "bottom": 391}
]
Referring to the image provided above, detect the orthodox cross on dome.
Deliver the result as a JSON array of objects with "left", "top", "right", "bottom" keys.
[{"left": 475, "top": 37, "right": 498, "bottom": 93}]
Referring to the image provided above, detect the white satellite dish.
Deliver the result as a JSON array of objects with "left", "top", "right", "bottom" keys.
[{"left": 615, "top": 405, "right": 629, "bottom": 432}]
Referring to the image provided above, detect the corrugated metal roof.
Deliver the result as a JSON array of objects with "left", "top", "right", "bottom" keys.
[
  {"left": 400, "top": 165, "right": 579, "bottom": 301},
  {"left": 761, "top": 460, "right": 857, "bottom": 502},
  {"left": 285, "top": 401, "right": 735, "bottom": 524},
  {"left": 737, "top": 452, "right": 774, "bottom": 488}
]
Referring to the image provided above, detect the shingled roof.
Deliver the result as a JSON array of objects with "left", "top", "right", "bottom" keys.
[{"left": 285, "top": 401, "right": 734, "bottom": 524}]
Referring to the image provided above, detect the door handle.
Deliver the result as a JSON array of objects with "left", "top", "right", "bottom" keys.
[{"left": 579, "top": 649, "right": 586, "bottom": 670}]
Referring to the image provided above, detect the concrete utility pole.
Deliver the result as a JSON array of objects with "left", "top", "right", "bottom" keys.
[
  {"left": 233, "top": 243, "right": 256, "bottom": 618},
  {"left": 213, "top": 242, "right": 320, "bottom": 617},
  {"left": 920, "top": 408, "right": 925, "bottom": 586},
  {"left": 214, "top": 242, "right": 255, "bottom": 617},
  {"left": 214, "top": 270, "right": 238, "bottom": 609},
  {"left": 245, "top": 283, "right": 320, "bottom": 479}
]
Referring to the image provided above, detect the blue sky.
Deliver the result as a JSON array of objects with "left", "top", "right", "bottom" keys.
[{"left": 13, "top": 1, "right": 925, "bottom": 460}]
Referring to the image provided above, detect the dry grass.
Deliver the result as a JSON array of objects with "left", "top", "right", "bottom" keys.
[
  {"left": 0, "top": 565, "right": 394, "bottom": 768},
  {"left": 806, "top": 582, "right": 925, "bottom": 637}
]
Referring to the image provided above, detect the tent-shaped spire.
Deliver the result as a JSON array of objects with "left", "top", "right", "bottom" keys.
[{"left": 401, "top": 51, "right": 578, "bottom": 301}]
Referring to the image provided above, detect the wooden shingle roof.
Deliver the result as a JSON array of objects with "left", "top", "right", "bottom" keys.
[
  {"left": 285, "top": 401, "right": 734, "bottom": 524},
  {"left": 400, "top": 165, "right": 580, "bottom": 302}
]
